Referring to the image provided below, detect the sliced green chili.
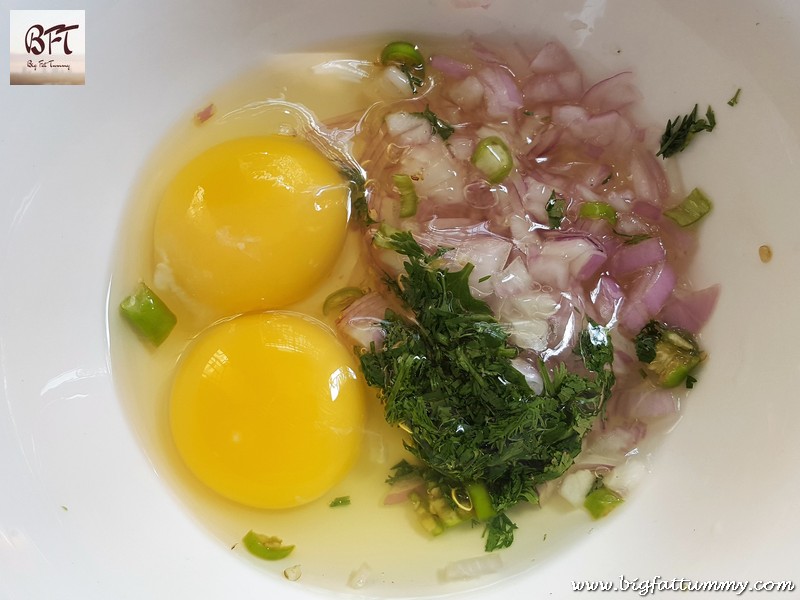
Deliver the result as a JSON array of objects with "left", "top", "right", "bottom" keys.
[
  {"left": 664, "top": 187, "right": 712, "bottom": 226},
  {"left": 584, "top": 486, "right": 623, "bottom": 519},
  {"left": 392, "top": 173, "right": 419, "bottom": 218},
  {"left": 372, "top": 222, "right": 403, "bottom": 249},
  {"left": 323, "top": 287, "right": 365, "bottom": 316},
  {"left": 119, "top": 282, "right": 176, "bottom": 346},
  {"left": 471, "top": 136, "right": 513, "bottom": 184},
  {"left": 380, "top": 41, "right": 425, "bottom": 94},
  {"left": 466, "top": 482, "right": 497, "bottom": 521},
  {"left": 242, "top": 530, "right": 295, "bottom": 561},
  {"left": 579, "top": 201, "right": 618, "bottom": 226}
]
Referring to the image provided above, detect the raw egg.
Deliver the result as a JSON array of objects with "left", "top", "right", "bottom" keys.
[
  {"left": 152, "top": 135, "right": 351, "bottom": 317},
  {"left": 169, "top": 311, "right": 366, "bottom": 509}
]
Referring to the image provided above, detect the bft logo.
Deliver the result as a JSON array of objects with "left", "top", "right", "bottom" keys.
[
  {"left": 25, "top": 23, "right": 80, "bottom": 56},
  {"left": 10, "top": 10, "right": 86, "bottom": 84}
]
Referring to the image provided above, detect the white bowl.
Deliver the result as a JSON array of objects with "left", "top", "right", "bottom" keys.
[{"left": 3, "top": 1, "right": 800, "bottom": 598}]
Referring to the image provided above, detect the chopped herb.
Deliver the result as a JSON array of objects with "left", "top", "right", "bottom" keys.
[
  {"left": 412, "top": 105, "right": 455, "bottom": 140},
  {"left": 727, "top": 88, "right": 742, "bottom": 107},
  {"left": 657, "top": 104, "right": 716, "bottom": 158},
  {"left": 359, "top": 231, "right": 614, "bottom": 551},
  {"left": 685, "top": 374, "right": 697, "bottom": 389},
  {"left": 546, "top": 191, "right": 567, "bottom": 229},
  {"left": 484, "top": 513, "right": 517, "bottom": 550},
  {"left": 329, "top": 496, "right": 351, "bottom": 507},
  {"left": 340, "top": 166, "right": 373, "bottom": 226},
  {"left": 386, "top": 458, "right": 419, "bottom": 484}
]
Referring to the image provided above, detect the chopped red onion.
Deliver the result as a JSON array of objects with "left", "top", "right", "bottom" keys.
[
  {"left": 446, "top": 75, "right": 485, "bottom": 110},
  {"left": 529, "top": 40, "right": 577, "bottom": 73},
  {"left": 630, "top": 147, "right": 669, "bottom": 204},
  {"left": 610, "top": 237, "right": 666, "bottom": 276},
  {"left": 619, "top": 262, "right": 677, "bottom": 333},
  {"left": 385, "top": 111, "right": 433, "bottom": 145},
  {"left": 657, "top": 284, "right": 720, "bottom": 333},
  {"left": 336, "top": 292, "right": 389, "bottom": 349},
  {"left": 477, "top": 66, "right": 523, "bottom": 118},
  {"left": 581, "top": 71, "right": 642, "bottom": 113},
  {"left": 351, "top": 36, "right": 717, "bottom": 515},
  {"left": 429, "top": 54, "right": 473, "bottom": 79}
]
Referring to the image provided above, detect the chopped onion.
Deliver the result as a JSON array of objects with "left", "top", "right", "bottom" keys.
[
  {"left": 581, "top": 71, "right": 642, "bottom": 113},
  {"left": 657, "top": 284, "right": 720, "bottom": 333},
  {"left": 604, "top": 458, "right": 649, "bottom": 496},
  {"left": 558, "top": 469, "right": 595, "bottom": 507},
  {"left": 385, "top": 111, "right": 433, "bottom": 145},
  {"left": 615, "top": 387, "right": 679, "bottom": 422},
  {"left": 530, "top": 40, "right": 577, "bottom": 73},
  {"left": 384, "top": 479, "right": 426, "bottom": 505},
  {"left": 439, "top": 554, "right": 503, "bottom": 582},
  {"left": 430, "top": 54, "right": 472, "bottom": 79},
  {"left": 477, "top": 66, "right": 523, "bottom": 118},
  {"left": 610, "top": 237, "right": 666, "bottom": 276},
  {"left": 283, "top": 565, "right": 302, "bottom": 582},
  {"left": 373, "top": 64, "right": 417, "bottom": 100},
  {"left": 584, "top": 421, "right": 647, "bottom": 457},
  {"left": 348, "top": 562, "right": 374, "bottom": 589},
  {"left": 335, "top": 292, "right": 389, "bottom": 349},
  {"left": 619, "top": 262, "right": 677, "bottom": 333},
  {"left": 446, "top": 75, "right": 485, "bottom": 110},
  {"left": 511, "top": 356, "right": 544, "bottom": 394},
  {"left": 492, "top": 255, "right": 533, "bottom": 298}
]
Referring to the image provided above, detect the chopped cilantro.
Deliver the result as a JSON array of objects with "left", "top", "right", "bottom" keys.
[
  {"left": 329, "top": 496, "right": 351, "bottom": 507},
  {"left": 657, "top": 104, "right": 716, "bottom": 158},
  {"left": 412, "top": 105, "right": 455, "bottom": 140},
  {"left": 546, "top": 191, "right": 567, "bottom": 229},
  {"left": 340, "top": 166, "right": 373, "bottom": 226},
  {"left": 360, "top": 231, "right": 614, "bottom": 551}
]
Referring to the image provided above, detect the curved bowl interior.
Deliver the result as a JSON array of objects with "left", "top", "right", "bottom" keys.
[{"left": 2, "top": 1, "right": 800, "bottom": 598}]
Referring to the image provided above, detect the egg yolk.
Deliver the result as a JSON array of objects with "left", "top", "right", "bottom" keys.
[
  {"left": 153, "top": 135, "right": 350, "bottom": 316},
  {"left": 169, "top": 312, "right": 365, "bottom": 509}
]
